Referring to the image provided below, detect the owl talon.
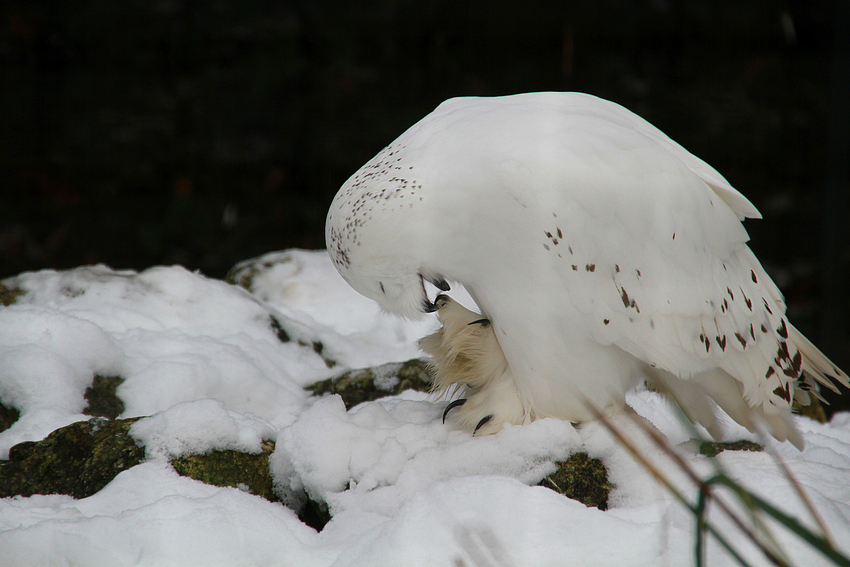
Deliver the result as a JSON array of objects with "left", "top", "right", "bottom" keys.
[
  {"left": 473, "top": 415, "right": 493, "bottom": 435},
  {"left": 442, "top": 398, "right": 467, "bottom": 423}
]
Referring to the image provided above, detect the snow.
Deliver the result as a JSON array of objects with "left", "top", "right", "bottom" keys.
[{"left": 1, "top": 249, "right": 849, "bottom": 567}]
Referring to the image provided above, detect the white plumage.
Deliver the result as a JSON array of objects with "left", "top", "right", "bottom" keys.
[{"left": 326, "top": 92, "right": 849, "bottom": 448}]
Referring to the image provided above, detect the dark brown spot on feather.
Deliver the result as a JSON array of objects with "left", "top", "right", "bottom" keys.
[
  {"left": 773, "top": 384, "right": 791, "bottom": 403},
  {"left": 716, "top": 336, "right": 727, "bottom": 351},
  {"left": 586, "top": 263, "right": 596, "bottom": 272},
  {"left": 765, "top": 366, "right": 776, "bottom": 379},
  {"left": 603, "top": 319, "right": 610, "bottom": 325},
  {"left": 751, "top": 270, "right": 758, "bottom": 283},
  {"left": 734, "top": 333, "right": 747, "bottom": 349},
  {"left": 792, "top": 351, "right": 802, "bottom": 374},
  {"left": 777, "top": 319, "right": 788, "bottom": 339}
]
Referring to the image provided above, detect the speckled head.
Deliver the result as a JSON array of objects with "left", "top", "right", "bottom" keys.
[{"left": 325, "top": 141, "right": 449, "bottom": 319}]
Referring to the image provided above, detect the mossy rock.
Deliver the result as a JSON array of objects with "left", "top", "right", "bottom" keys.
[
  {"left": 0, "top": 417, "right": 145, "bottom": 499},
  {"left": 306, "top": 358, "right": 434, "bottom": 409},
  {"left": 0, "top": 284, "right": 25, "bottom": 306},
  {"left": 269, "top": 315, "right": 337, "bottom": 368},
  {"left": 539, "top": 452, "right": 612, "bottom": 510},
  {"left": 171, "top": 440, "right": 278, "bottom": 501},
  {"left": 226, "top": 258, "right": 274, "bottom": 292},
  {"left": 0, "top": 400, "right": 20, "bottom": 434},
  {"left": 699, "top": 439, "right": 764, "bottom": 458},
  {"left": 794, "top": 396, "right": 827, "bottom": 423},
  {"left": 170, "top": 441, "right": 332, "bottom": 531},
  {"left": 83, "top": 375, "right": 126, "bottom": 419}
]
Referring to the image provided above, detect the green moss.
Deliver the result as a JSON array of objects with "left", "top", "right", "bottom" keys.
[
  {"left": 306, "top": 358, "right": 433, "bottom": 409},
  {"left": 83, "top": 375, "right": 126, "bottom": 419},
  {"left": 0, "top": 400, "right": 20, "bottom": 434},
  {"left": 269, "top": 315, "right": 291, "bottom": 343},
  {"left": 170, "top": 440, "right": 332, "bottom": 531},
  {"left": 699, "top": 440, "right": 764, "bottom": 458},
  {"left": 0, "top": 417, "right": 145, "bottom": 499},
  {"left": 0, "top": 284, "right": 25, "bottom": 306},
  {"left": 269, "top": 315, "right": 339, "bottom": 368},
  {"left": 305, "top": 339, "right": 335, "bottom": 368},
  {"left": 171, "top": 440, "right": 278, "bottom": 501},
  {"left": 226, "top": 258, "right": 281, "bottom": 292},
  {"left": 539, "top": 452, "right": 612, "bottom": 510},
  {"left": 795, "top": 396, "right": 827, "bottom": 423}
]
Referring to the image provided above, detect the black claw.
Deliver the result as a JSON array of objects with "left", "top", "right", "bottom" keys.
[
  {"left": 474, "top": 415, "right": 493, "bottom": 435},
  {"left": 468, "top": 318, "right": 491, "bottom": 327},
  {"left": 442, "top": 398, "right": 467, "bottom": 423}
]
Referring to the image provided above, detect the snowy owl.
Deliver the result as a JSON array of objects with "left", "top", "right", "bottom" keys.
[{"left": 325, "top": 92, "right": 849, "bottom": 448}]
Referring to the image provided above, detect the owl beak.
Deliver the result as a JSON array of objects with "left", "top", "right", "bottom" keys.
[
  {"left": 423, "top": 297, "right": 439, "bottom": 313},
  {"left": 424, "top": 274, "right": 450, "bottom": 292}
]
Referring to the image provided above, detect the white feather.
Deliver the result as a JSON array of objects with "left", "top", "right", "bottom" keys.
[{"left": 326, "top": 92, "right": 849, "bottom": 448}]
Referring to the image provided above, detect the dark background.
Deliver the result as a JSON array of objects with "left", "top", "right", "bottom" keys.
[{"left": 1, "top": 1, "right": 848, "bottom": 392}]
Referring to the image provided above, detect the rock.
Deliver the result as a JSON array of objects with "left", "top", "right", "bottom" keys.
[
  {"left": 305, "top": 359, "right": 433, "bottom": 409},
  {"left": 269, "top": 315, "right": 336, "bottom": 368},
  {"left": 699, "top": 440, "right": 764, "bottom": 458},
  {"left": 0, "top": 417, "right": 145, "bottom": 499},
  {"left": 539, "top": 452, "right": 612, "bottom": 510},
  {"left": 795, "top": 397, "right": 828, "bottom": 423},
  {"left": 0, "top": 414, "right": 332, "bottom": 530},
  {"left": 171, "top": 441, "right": 278, "bottom": 501},
  {"left": 0, "top": 284, "right": 25, "bottom": 306},
  {"left": 83, "top": 375, "right": 126, "bottom": 419},
  {"left": 170, "top": 440, "right": 333, "bottom": 531},
  {"left": 0, "top": 401, "right": 20, "bottom": 434}
]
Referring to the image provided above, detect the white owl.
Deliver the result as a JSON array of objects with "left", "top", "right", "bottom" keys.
[{"left": 325, "top": 92, "right": 848, "bottom": 448}]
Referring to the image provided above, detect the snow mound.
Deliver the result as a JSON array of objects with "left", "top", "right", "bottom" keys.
[{"left": 0, "top": 251, "right": 849, "bottom": 567}]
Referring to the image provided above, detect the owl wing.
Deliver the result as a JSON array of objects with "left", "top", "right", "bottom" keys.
[{"left": 537, "top": 115, "right": 849, "bottom": 417}]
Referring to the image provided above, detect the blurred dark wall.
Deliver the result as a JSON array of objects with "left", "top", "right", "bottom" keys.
[{"left": 1, "top": 1, "right": 847, "bottom": 375}]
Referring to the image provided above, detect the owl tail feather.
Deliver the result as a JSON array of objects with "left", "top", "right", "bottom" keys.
[{"left": 649, "top": 368, "right": 805, "bottom": 450}]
